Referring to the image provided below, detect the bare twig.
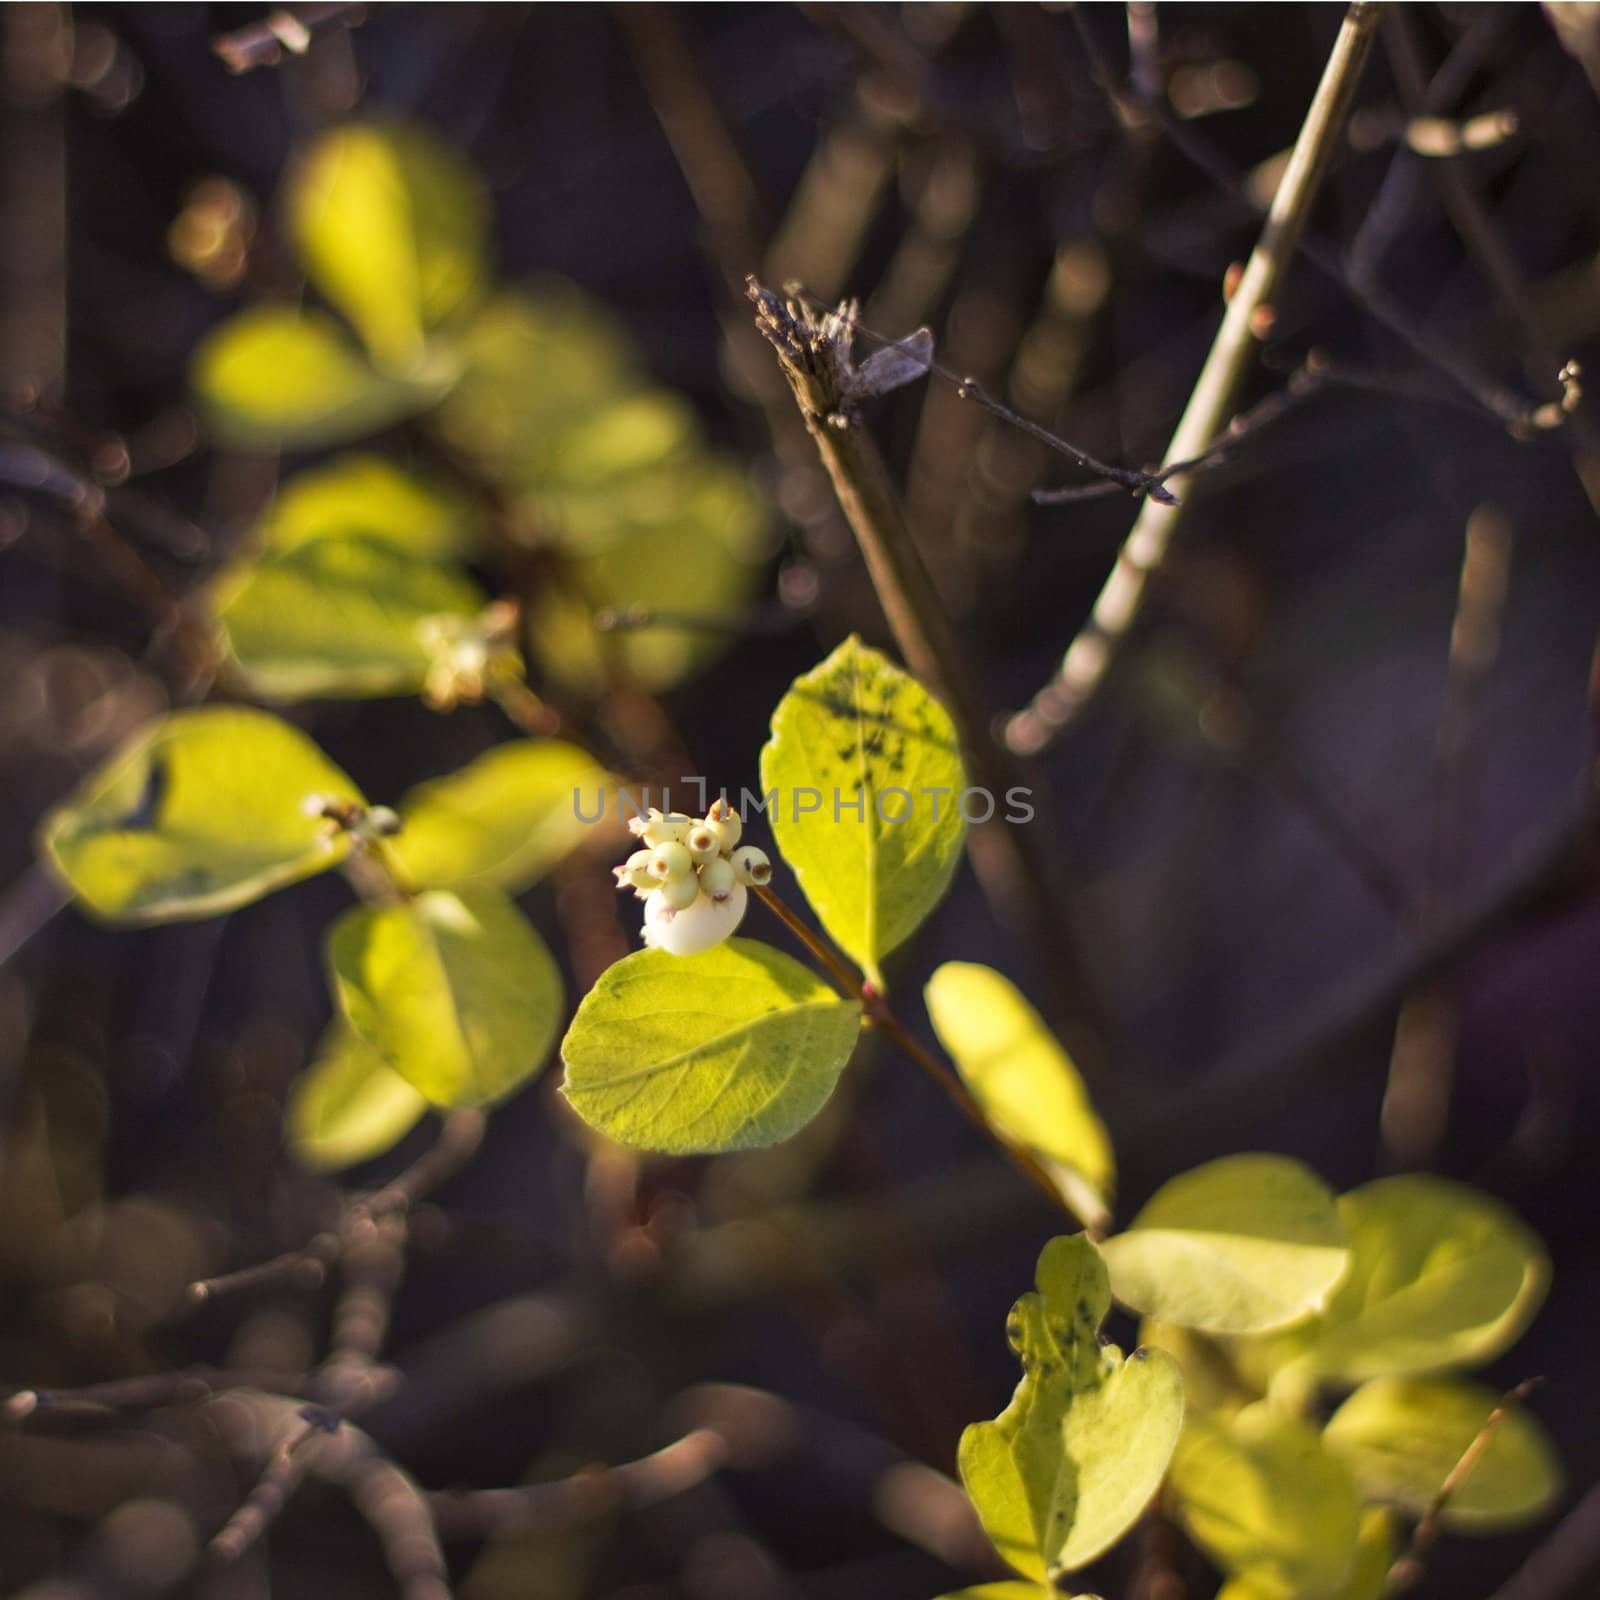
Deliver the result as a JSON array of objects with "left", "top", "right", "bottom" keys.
[
  {"left": 1385, "top": 1378, "right": 1543, "bottom": 1594},
  {"left": 1381, "top": 506, "right": 1514, "bottom": 1166},
  {"left": 750, "top": 883, "right": 1084, "bottom": 1225},
  {"left": 211, "top": 4, "right": 367, "bottom": 74},
  {"left": 1005, "top": 1, "right": 1387, "bottom": 755},
  {"left": 747, "top": 277, "right": 1116, "bottom": 1101}
]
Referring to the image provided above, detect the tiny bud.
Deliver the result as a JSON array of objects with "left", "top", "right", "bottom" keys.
[
  {"left": 648, "top": 841, "right": 693, "bottom": 882},
  {"left": 655, "top": 872, "right": 701, "bottom": 911},
  {"left": 632, "top": 809, "right": 693, "bottom": 846},
  {"left": 614, "top": 849, "right": 656, "bottom": 893},
  {"left": 363, "top": 806, "right": 402, "bottom": 837},
  {"left": 700, "top": 856, "right": 736, "bottom": 900},
  {"left": 705, "top": 797, "right": 742, "bottom": 851},
  {"left": 685, "top": 824, "right": 719, "bottom": 864},
  {"left": 731, "top": 845, "right": 772, "bottom": 887}
]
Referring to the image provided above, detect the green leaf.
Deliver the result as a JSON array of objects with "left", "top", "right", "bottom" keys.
[
  {"left": 191, "top": 307, "right": 444, "bottom": 449},
  {"left": 287, "top": 1022, "right": 429, "bottom": 1172},
  {"left": 1100, "top": 1155, "right": 1349, "bottom": 1335},
  {"left": 1170, "top": 1402, "right": 1361, "bottom": 1600},
  {"left": 39, "top": 708, "right": 362, "bottom": 923},
  {"left": 434, "top": 286, "right": 643, "bottom": 489},
  {"left": 925, "top": 962, "right": 1113, "bottom": 1230},
  {"left": 560, "top": 939, "right": 862, "bottom": 1154},
  {"left": 1299, "top": 1175, "right": 1549, "bottom": 1382},
  {"left": 1216, "top": 1509, "right": 1394, "bottom": 1600},
  {"left": 527, "top": 455, "right": 768, "bottom": 694},
  {"left": 290, "top": 121, "right": 489, "bottom": 368},
  {"left": 214, "top": 535, "right": 487, "bottom": 700},
  {"left": 932, "top": 1587, "right": 1054, "bottom": 1600},
  {"left": 959, "top": 1235, "right": 1185, "bottom": 1584},
  {"left": 328, "top": 887, "right": 564, "bottom": 1107},
  {"left": 760, "top": 636, "right": 966, "bottom": 988},
  {"left": 390, "top": 739, "right": 614, "bottom": 893},
  {"left": 260, "top": 453, "right": 484, "bottom": 561},
  {"left": 1324, "top": 1378, "right": 1561, "bottom": 1531}
]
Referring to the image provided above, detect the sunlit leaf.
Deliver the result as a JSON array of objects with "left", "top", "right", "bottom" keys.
[
  {"left": 328, "top": 887, "right": 564, "bottom": 1107},
  {"left": 1216, "top": 1509, "right": 1395, "bottom": 1600},
  {"left": 959, "top": 1235, "right": 1185, "bottom": 1583},
  {"left": 1169, "top": 1402, "right": 1361, "bottom": 1600},
  {"left": 560, "top": 940, "right": 862, "bottom": 1154},
  {"left": 214, "top": 535, "right": 487, "bottom": 700},
  {"left": 260, "top": 453, "right": 485, "bottom": 560},
  {"left": 932, "top": 1587, "right": 1054, "bottom": 1600},
  {"left": 287, "top": 1022, "right": 429, "bottom": 1172},
  {"left": 1137, "top": 1321, "right": 1253, "bottom": 1417},
  {"left": 925, "top": 962, "right": 1113, "bottom": 1230},
  {"left": 1298, "top": 1175, "right": 1549, "bottom": 1382},
  {"left": 1324, "top": 1378, "right": 1561, "bottom": 1530},
  {"left": 760, "top": 636, "right": 966, "bottom": 989},
  {"left": 290, "top": 121, "right": 488, "bottom": 368},
  {"left": 39, "top": 708, "right": 361, "bottom": 923},
  {"left": 1100, "top": 1154, "right": 1348, "bottom": 1335},
  {"left": 390, "top": 739, "right": 615, "bottom": 893},
  {"left": 191, "top": 307, "right": 445, "bottom": 449},
  {"left": 527, "top": 455, "right": 768, "bottom": 694},
  {"left": 434, "top": 285, "right": 642, "bottom": 489},
  {"left": 539, "top": 389, "right": 697, "bottom": 491}
]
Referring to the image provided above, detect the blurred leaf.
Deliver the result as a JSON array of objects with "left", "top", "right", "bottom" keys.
[
  {"left": 290, "top": 121, "right": 488, "bottom": 368},
  {"left": 390, "top": 739, "right": 614, "bottom": 893},
  {"left": 760, "top": 636, "right": 966, "bottom": 989},
  {"left": 328, "top": 887, "right": 564, "bottom": 1108},
  {"left": 215, "top": 535, "right": 487, "bottom": 700},
  {"left": 933, "top": 1587, "right": 1053, "bottom": 1600},
  {"left": 1100, "top": 1155, "right": 1348, "bottom": 1335},
  {"left": 539, "top": 389, "right": 697, "bottom": 491},
  {"left": 434, "top": 285, "right": 641, "bottom": 489},
  {"left": 192, "top": 307, "right": 446, "bottom": 449},
  {"left": 560, "top": 939, "right": 861, "bottom": 1153},
  {"left": 1216, "top": 1509, "right": 1395, "bottom": 1600},
  {"left": 39, "top": 708, "right": 361, "bottom": 923},
  {"left": 959, "top": 1235, "right": 1184, "bottom": 1583},
  {"left": 287, "top": 1022, "right": 429, "bottom": 1172},
  {"left": 529, "top": 456, "right": 768, "bottom": 694},
  {"left": 1299, "top": 1176, "right": 1549, "bottom": 1382},
  {"left": 925, "top": 962, "right": 1113, "bottom": 1230},
  {"left": 260, "top": 453, "right": 485, "bottom": 560},
  {"left": 1169, "top": 1402, "right": 1361, "bottom": 1600},
  {"left": 1137, "top": 1321, "right": 1253, "bottom": 1417},
  {"left": 1323, "top": 1378, "right": 1561, "bottom": 1530}
]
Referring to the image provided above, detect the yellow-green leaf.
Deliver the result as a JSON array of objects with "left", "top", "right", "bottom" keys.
[
  {"left": 560, "top": 940, "right": 861, "bottom": 1154},
  {"left": 290, "top": 121, "right": 488, "bottom": 368},
  {"left": 1216, "top": 1509, "right": 1394, "bottom": 1600},
  {"left": 1170, "top": 1402, "right": 1361, "bottom": 1600},
  {"left": 260, "top": 453, "right": 484, "bottom": 560},
  {"left": 39, "top": 708, "right": 361, "bottom": 923},
  {"left": 527, "top": 455, "right": 768, "bottom": 694},
  {"left": 1324, "top": 1378, "right": 1561, "bottom": 1530},
  {"left": 1100, "top": 1154, "right": 1349, "bottom": 1335},
  {"left": 191, "top": 307, "right": 443, "bottom": 449},
  {"left": 328, "top": 887, "right": 564, "bottom": 1107},
  {"left": 959, "top": 1235, "right": 1185, "bottom": 1583},
  {"left": 390, "top": 739, "right": 614, "bottom": 893},
  {"left": 760, "top": 636, "right": 966, "bottom": 989},
  {"left": 933, "top": 1587, "right": 1054, "bottom": 1600},
  {"left": 214, "top": 535, "right": 487, "bottom": 700},
  {"left": 434, "top": 285, "right": 641, "bottom": 489},
  {"left": 925, "top": 962, "right": 1113, "bottom": 1230},
  {"left": 287, "top": 1022, "right": 429, "bottom": 1172},
  {"left": 1301, "top": 1175, "right": 1549, "bottom": 1382}
]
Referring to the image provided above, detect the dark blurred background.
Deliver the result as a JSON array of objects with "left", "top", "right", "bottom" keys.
[{"left": 2, "top": 4, "right": 1598, "bottom": 1597}]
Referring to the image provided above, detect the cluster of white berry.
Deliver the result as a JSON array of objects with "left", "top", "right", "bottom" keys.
[{"left": 613, "top": 799, "right": 771, "bottom": 956}]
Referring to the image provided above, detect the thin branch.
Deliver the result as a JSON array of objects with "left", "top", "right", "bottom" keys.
[
  {"left": 750, "top": 884, "right": 1087, "bottom": 1226},
  {"left": 211, "top": 4, "right": 367, "bottom": 74},
  {"left": 747, "top": 277, "right": 1117, "bottom": 1105},
  {"left": 1386, "top": 1378, "right": 1543, "bottom": 1594},
  {"left": 1005, "top": 1, "right": 1387, "bottom": 756}
]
